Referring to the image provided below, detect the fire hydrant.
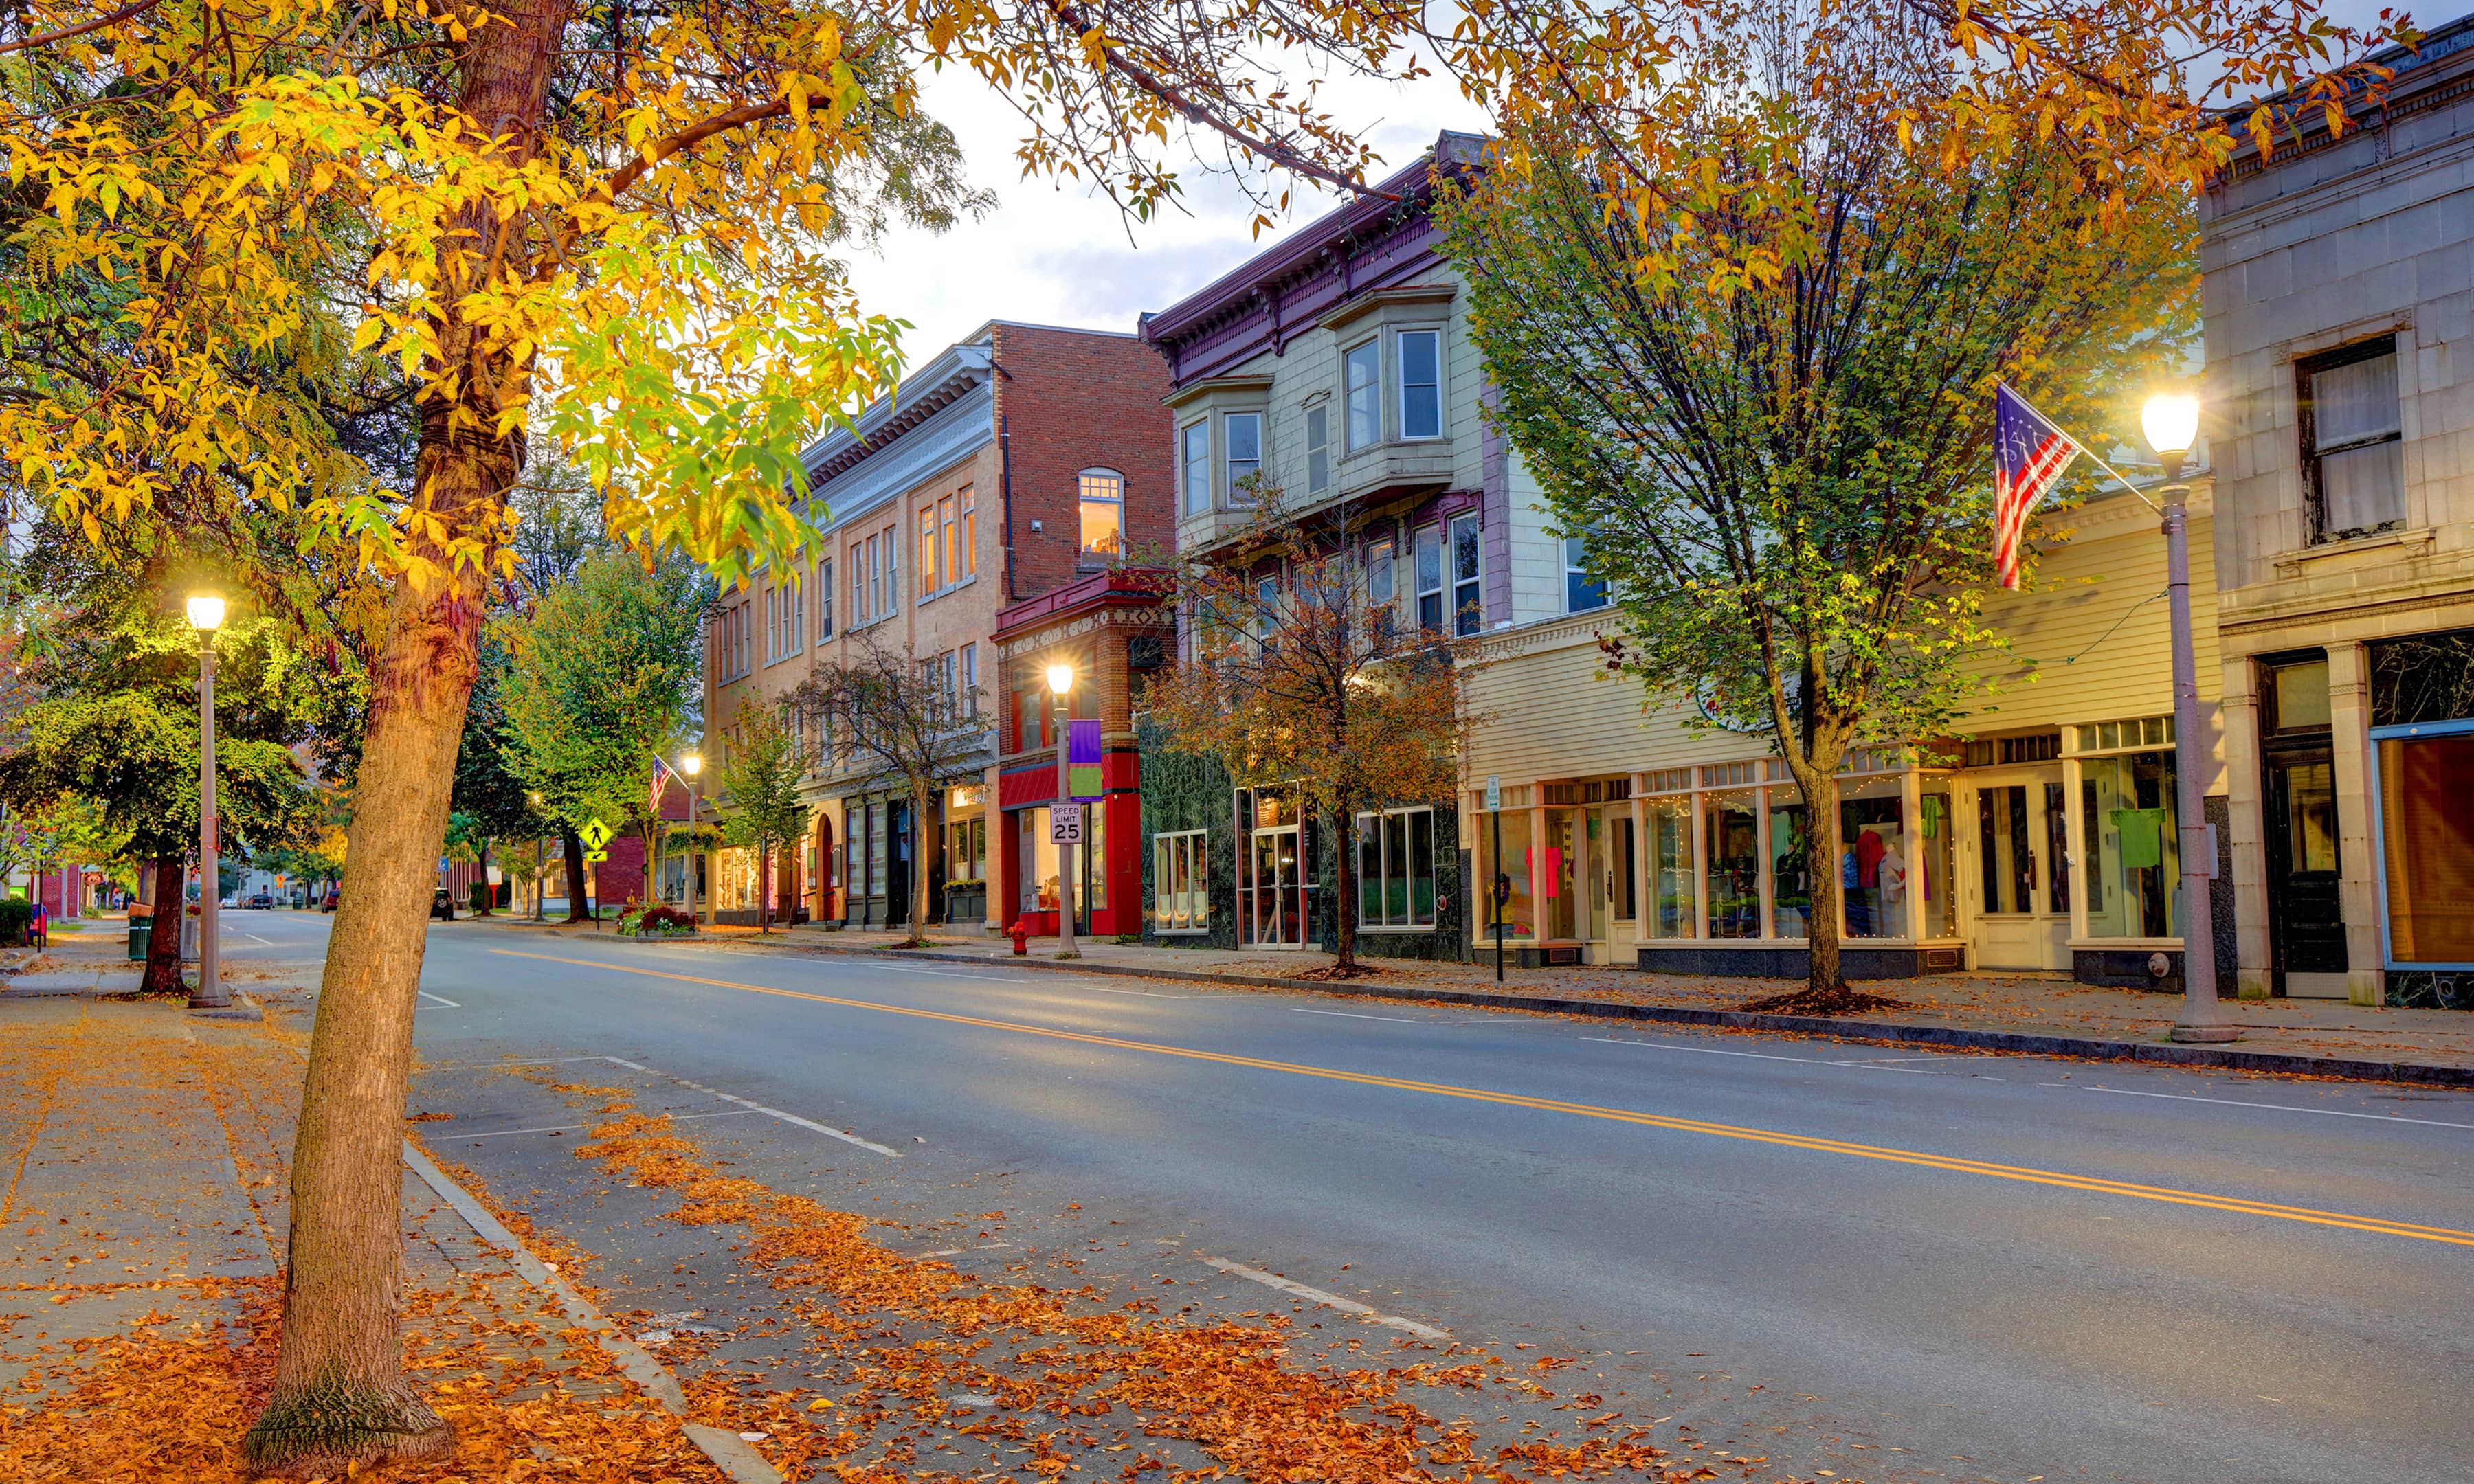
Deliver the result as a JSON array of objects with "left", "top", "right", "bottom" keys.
[{"left": 1007, "top": 920, "right": 1030, "bottom": 956}]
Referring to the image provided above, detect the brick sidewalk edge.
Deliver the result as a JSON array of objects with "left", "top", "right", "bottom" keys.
[{"left": 583, "top": 926, "right": 2474, "bottom": 1090}]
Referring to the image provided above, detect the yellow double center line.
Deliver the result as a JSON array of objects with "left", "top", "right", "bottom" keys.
[{"left": 489, "top": 949, "right": 2474, "bottom": 1249}]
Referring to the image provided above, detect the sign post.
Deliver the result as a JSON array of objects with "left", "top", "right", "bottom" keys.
[
  {"left": 580, "top": 818, "right": 612, "bottom": 930},
  {"left": 1484, "top": 776, "right": 1504, "bottom": 982}
]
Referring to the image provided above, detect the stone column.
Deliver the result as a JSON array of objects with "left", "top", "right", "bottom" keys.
[
  {"left": 2326, "top": 640, "right": 2384, "bottom": 1007},
  {"left": 2220, "top": 653, "right": 2273, "bottom": 999}
]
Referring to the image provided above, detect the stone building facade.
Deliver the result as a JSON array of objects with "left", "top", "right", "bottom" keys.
[{"left": 2205, "top": 14, "right": 2474, "bottom": 1008}]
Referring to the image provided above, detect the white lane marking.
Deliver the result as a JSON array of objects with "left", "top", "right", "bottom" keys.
[
  {"left": 1832, "top": 1055, "right": 1961, "bottom": 1066},
  {"left": 1293, "top": 1007, "right": 1435, "bottom": 1024},
  {"left": 1583, "top": 1036, "right": 1824, "bottom": 1066},
  {"left": 598, "top": 1057, "right": 902, "bottom": 1158},
  {"left": 1196, "top": 1255, "right": 1449, "bottom": 1342},
  {"left": 869, "top": 965, "right": 1029, "bottom": 984},
  {"left": 418, "top": 991, "right": 463, "bottom": 1008},
  {"left": 917, "top": 1241, "right": 1011, "bottom": 1259},
  {"left": 458, "top": 1110, "right": 761, "bottom": 1140},
  {"left": 2080, "top": 1084, "right": 2474, "bottom": 1132},
  {"left": 422, "top": 1056, "right": 611, "bottom": 1071},
  {"left": 1066, "top": 983, "right": 1190, "bottom": 999},
  {"left": 243, "top": 934, "right": 276, "bottom": 947}
]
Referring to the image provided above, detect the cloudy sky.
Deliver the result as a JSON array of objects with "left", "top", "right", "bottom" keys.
[{"left": 836, "top": 60, "right": 1491, "bottom": 362}]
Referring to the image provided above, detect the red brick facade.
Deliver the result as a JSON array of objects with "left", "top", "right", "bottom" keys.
[{"left": 990, "top": 325, "right": 1175, "bottom": 603}]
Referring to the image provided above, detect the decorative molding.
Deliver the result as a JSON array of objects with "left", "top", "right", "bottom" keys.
[
  {"left": 1315, "top": 282, "right": 1458, "bottom": 333},
  {"left": 1163, "top": 374, "right": 1275, "bottom": 411},
  {"left": 2269, "top": 525, "right": 2437, "bottom": 578}
]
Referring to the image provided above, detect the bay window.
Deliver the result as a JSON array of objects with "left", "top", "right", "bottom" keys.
[
  {"left": 1225, "top": 412, "right": 1262, "bottom": 504},
  {"left": 1344, "top": 339, "right": 1381, "bottom": 449},
  {"left": 1397, "top": 328, "right": 1442, "bottom": 440}
]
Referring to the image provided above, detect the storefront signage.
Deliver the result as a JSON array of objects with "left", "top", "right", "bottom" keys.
[{"left": 1049, "top": 803, "right": 1084, "bottom": 845}]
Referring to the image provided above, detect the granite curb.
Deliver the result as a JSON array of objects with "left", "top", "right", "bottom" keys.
[{"left": 664, "top": 932, "right": 2474, "bottom": 1091}]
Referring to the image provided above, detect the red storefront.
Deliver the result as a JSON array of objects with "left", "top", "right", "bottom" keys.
[{"left": 990, "top": 571, "right": 1172, "bottom": 939}]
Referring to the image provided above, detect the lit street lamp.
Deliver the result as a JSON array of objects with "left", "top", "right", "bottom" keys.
[
  {"left": 2140, "top": 394, "right": 2236, "bottom": 1044},
  {"left": 184, "top": 593, "right": 227, "bottom": 1010},
  {"left": 681, "top": 753, "right": 702, "bottom": 927},
  {"left": 1047, "top": 662, "right": 1079, "bottom": 960}
]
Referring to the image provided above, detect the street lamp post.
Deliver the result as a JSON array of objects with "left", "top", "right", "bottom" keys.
[
  {"left": 528, "top": 791, "right": 546, "bottom": 921},
  {"left": 2141, "top": 394, "right": 2237, "bottom": 1044},
  {"left": 682, "top": 754, "right": 702, "bottom": 928},
  {"left": 1047, "top": 663, "right": 1078, "bottom": 960},
  {"left": 185, "top": 594, "right": 227, "bottom": 1010}
]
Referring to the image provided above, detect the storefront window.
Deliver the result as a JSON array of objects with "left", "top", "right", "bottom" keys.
[
  {"left": 2377, "top": 731, "right": 2474, "bottom": 964},
  {"left": 1155, "top": 830, "right": 1209, "bottom": 932},
  {"left": 948, "top": 817, "right": 986, "bottom": 883},
  {"left": 1839, "top": 778, "right": 1905, "bottom": 938},
  {"left": 1478, "top": 810, "right": 1534, "bottom": 939},
  {"left": 1356, "top": 808, "right": 1437, "bottom": 928},
  {"left": 1021, "top": 808, "right": 1059, "bottom": 912},
  {"left": 1705, "top": 790, "right": 1758, "bottom": 938},
  {"left": 1541, "top": 809, "right": 1577, "bottom": 939},
  {"left": 2082, "top": 752, "right": 2180, "bottom": 938},
  {"left": 1768, "top": 787, "right": 1809, "bottom": 938},
  {"left": 1647, "top": 796, "right": 1693, "bottom": 938},
  {"left": 1917, "top": 780, "right": 1957, "bottom": 938}
]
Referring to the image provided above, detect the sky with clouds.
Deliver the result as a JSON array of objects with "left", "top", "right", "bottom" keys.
[{"left": 835, "top": 61, "right": 1491, "bottom": 365}]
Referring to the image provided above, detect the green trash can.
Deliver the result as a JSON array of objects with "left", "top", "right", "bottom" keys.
[{"left": 127, "top": 918, "right": 151, "bottom": 960}]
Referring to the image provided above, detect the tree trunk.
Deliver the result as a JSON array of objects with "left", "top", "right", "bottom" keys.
[
  {"left": 142, "top": 856, "right": 183, "bottom": 995},
  {"left": 1796, "top": 756, "right": 1845, "bottom": 997},
  {"left": 243, "top": 0, "right": 553, "bottom": 1443},
  {"left": 473, "top": 840, "right": 492, "bottom": 916},
  {"left": 1332, "top": 808, "right": 1357, "bottom": 971},
  {"left": 559, "top": 825, "right": 588, "bottom": 921}
]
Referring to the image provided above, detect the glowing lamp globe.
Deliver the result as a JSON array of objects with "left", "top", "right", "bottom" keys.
[{"left": 2141, "top": 394, "right": 2200, "bottom": 460}]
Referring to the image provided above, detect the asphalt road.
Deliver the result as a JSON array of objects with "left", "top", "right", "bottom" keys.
[{"left": 284, "top": 910, "right": 2474, "bottom": 1483}]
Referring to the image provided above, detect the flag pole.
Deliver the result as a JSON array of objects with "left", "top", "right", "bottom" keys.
[{"left": 2001, "top": 383, "right": 2163, "bottom": 513}]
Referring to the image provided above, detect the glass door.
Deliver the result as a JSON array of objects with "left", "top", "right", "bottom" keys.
[
  {"left": 1248, "top": 824, "right": 1302, "bottom": 946},
  {"left": 2266, "top": 751, "right": 2347, "bottom": 987},
  {"left": 1968, "top": 772, "right": 2070, "bottom": 969}
]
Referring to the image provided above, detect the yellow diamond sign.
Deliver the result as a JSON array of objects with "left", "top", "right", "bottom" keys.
[{"left": 579, "top": 818, "right": 613, "bottom": 851}]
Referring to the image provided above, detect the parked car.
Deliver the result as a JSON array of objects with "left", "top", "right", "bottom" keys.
[
  {"left": 320, "top": 888, "right": 339, "bottom": 912},
  {"left": 219, "top": 895, "right": 238, "bottom": 908},
  {"left": 430, "top": 888, "right": 456, "bottom": 921},
  {"left": 246, "top": 892, "right": 274, "bottom": 910}
]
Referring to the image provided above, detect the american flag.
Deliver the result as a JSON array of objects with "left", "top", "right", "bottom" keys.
[
  {"left": 648, "top": 756, "right": 677, "bottom": 816},
  {"left": 1992, "top": 383, "right": 2081, "bottom": 591}
]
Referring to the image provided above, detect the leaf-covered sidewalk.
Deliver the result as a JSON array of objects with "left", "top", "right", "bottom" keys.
[{"left": 0, "top": 939, "right": 728, "bottom": 1483}]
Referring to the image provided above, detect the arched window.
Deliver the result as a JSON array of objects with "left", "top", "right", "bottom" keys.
[{"left": 1079, "top": 468, "right": 1125, "bottom": 563}]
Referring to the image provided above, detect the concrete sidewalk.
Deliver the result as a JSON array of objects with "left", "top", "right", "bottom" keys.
[
  {"left": 0, "top": 926, "right": 755, "bottom": 1481},
  {"left": 498, "top": 914, "right": 2474, "bottom": 1086}
]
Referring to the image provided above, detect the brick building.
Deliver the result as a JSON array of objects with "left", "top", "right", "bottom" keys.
[{"left": 702, "top": 322, "right": 1172, "bottom": 933}]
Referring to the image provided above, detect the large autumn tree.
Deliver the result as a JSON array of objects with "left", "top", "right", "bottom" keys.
[
  {"left": 1442, "top": 7, "right": 2196, "bottom": 1009},
  {"left": 0, "top": 0, "right": 2408, "bottom": 1470}
]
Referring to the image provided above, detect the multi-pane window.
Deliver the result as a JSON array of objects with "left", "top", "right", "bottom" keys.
[
  {"left": 948, "top": 817, "right": 988, "bottom": 884},
  {"left": 1152, "top": 829, "right": 1210, "bottom": 932},
  {"left": 882, "top": 521, "right": 898, "bottom": 609},
  {"left": 1413, "top": 524, "right": 1443, "bottom": 633},
  {"left": 765, "top": 587, "right": 780, "bottom": 662},
  {"left": 958, "top": 488, "right": 977, "bottom": 578},
  {"left": 1397, "top": 328, "right": 1442, "bottom": 440},
  {"left": 919, "top": 506, "right": 937, "bottom": 596},
  {"left": 1356, "top": 807, "right": 1437, "bottom": 928},
  {"left": 1366, "top": 532, "right": 1396, "bottom": 610},
  {"left": 1564, "top": 533, "right": 1608, "bottom": 613},
  {"left": 862, "top": 533, "right": 880, "bottom": 621},
  {"left": 1344, "top": 339, "right": 1381, "bottom": 449},
  {"left": 960, "top": 642, "right": 979, "bottom": 718},
  {"left": 1305, "top": 404, "right": 1330, "bottom": 495},
  {"left": 1224, "top": 413, "right": 1262, "bottom": 504},
  {"left": 815, "top": 558, "right": 834, "bottom": 640},
  {"left": 1181, "top": 420, "right": 1210, "bottom": 516},
  {"left": 1080, "top": 469, "right": 1125, "bottom": 561},
  {"left": 2299, "top": 336, "right": 2405, "bottom": 542},
  {"left": 1450, "top": 513, "right": 1483, "bottom": 636},
  {"left": 940, "top": 492, "right": 959, "bottom": 586}
]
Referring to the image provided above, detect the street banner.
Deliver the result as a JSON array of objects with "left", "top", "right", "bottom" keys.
[{"left": 1068, "top": 719, "right": 1103, "bottom": 802}]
